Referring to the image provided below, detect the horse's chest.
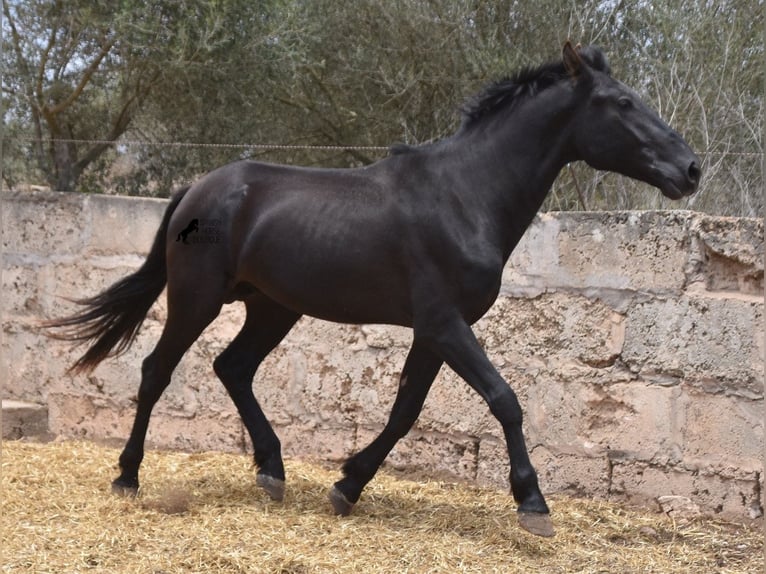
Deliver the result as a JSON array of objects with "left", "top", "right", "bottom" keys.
[{"left": 457, "top": 259, "right": 503, "bottom": 322}]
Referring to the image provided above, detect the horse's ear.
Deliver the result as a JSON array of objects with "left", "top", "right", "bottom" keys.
[{"left": 563, "top": 40, "right": 583, "bottom": 77}]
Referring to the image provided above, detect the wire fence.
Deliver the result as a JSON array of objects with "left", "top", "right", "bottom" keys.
[
  {"left": 4, "top": 136, "right": 391, "bottom": 154},
  {"left": 4, "top": 135, "right": 762, "bottom": 157},
  {"left": 3, "top": 135, "right": 763, "bottom": 217}
]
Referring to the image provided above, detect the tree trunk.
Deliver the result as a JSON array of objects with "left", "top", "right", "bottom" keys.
[{"left": 51, "top": 138, "right": 77, "bottom": 192}]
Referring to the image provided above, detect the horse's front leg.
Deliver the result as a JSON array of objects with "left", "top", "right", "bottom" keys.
[
  {"left": 421, "top": 314, "right": 554, "bottom": 537},
  {"left": 329, "top": 340, "right": 443, "bottom": 515}
]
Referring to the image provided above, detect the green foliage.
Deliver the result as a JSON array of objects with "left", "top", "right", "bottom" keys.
[
  {"left": 3, "top": 0, "right": 763, "bottom": 215},
  {"left": 2, "top": 0, "right": 281, "bottom": 192}
]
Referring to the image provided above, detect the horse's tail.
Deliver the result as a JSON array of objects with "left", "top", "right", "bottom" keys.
[{"left": 44, "top": 186, "right": 191, "bottom": 374}]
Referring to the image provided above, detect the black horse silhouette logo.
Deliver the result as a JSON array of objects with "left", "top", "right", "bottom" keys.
[{"left": 176, "top": 219, "right": 199, "bottom": 244}]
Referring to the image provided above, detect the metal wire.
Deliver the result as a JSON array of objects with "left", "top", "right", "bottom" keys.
[
  {"left": 5, "top": 136, "right": 390, "bottom": 153},
  {"left": 4, "top": 135, "right": 762, "bottom": 157}
]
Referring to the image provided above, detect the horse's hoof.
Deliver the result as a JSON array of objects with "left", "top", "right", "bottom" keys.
[
  {"left": 328, "top": 486, "right": 354, "bottom": 516},
  {"left": 256, "top": 474, "right": 285, "bottom": 502},
  {"left": 518, "top": 511, "right": 555, "bottom": 537},
  {"left": 111, "top": 480, "right": 139, "bottom": 498}
]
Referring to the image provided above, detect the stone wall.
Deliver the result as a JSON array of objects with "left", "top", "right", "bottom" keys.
[{"left": 2, "top": 191, "right": 763, "bottom": 521}]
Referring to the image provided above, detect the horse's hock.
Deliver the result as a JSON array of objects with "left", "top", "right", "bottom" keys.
[{"left": 3, "top": 191, "right": 763, "bottom": 521}]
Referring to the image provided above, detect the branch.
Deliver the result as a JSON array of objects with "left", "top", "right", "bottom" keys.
[
  {"left": 36, "top": 25, "right": 57, "bottom": 108},
  {"left": 2, "top": 0, "right": 28, "bottom": 78},
  {"left": 45, "top": 31, "right": 117, "bottom": 116},
  {"left": 72, "top": 69, "right": 162, "bottom": 177},
  {"left": 3, "top": 0, "right": 52, "bottom": 180}
]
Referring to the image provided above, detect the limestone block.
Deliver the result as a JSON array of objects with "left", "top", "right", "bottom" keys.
[
  {"left": 266, "top": 345, "right": 361, "bottom": 427},
  {"left": 416, "top": 367, "right": 499, "bottom": 436},
  {"left": 48, "top": 393, "right": 134, "bottom": 440},
  {"left": 623, "top": 293, "right": 763, "bottom": 397},
  {"left": 679, "top": 390, "right": 763, "bottom": 472},
  {"left": 556, "top": 211, "right": 692, "bottom": 293},
  {"left": 352, "top": 425, "right": 479, "bottom": 482},
  {"left": 417, "top": 293, "right": 646, "bottom": 451},
  {"left": 580, "top": 382, "right": 682, "bottom": 462},
  {"left": 246, "top": 351, "right": 300, "bottom": 427},
  {"left": 48, "top": 392, "right": 245, "bottom": 454},
  {"left": 2, "top": 321, "right": 51, "bottom": 403},
  {"left": 657, "top": 495, "right": 701, "bottom": 519},
  {"left": 529, "top": 444, "right": 611, "bottom": 497},
  {"left": 608, "top": 461, "right": 694, "bottom": 508},
  {"left": 158, "top": 333, "right": 241, "bottom": 418},
  {"left": 503, "top": 213, "right": 561, "bottom": 297},
  {"left": 505, "top": 211, "right": 693, "bottom": 297},
  {"left": 45, "top": 317, "right": 165, "bottom": 408},
  {"left": 359, "top": 324, "right": 412, "bottom": 349},
  {"left": 2, "top": 191, "right": 88, "bottom": 256},
  {"left": 477, "top": 294, "right": 625, "bottom": 372},
  {"left": 49, "top": 258, "right": 146, "bottom": 303},
  {"left": 689, "top": 214, "right": 763, "bottom": 294},
  {"left": 475, "top": 437, "right": 510, "bottom": 490},
  {"left": 86, "top": 194, "right": 166, "bottom": 256},
  {"left": 2, "top": 262, "right": 46, "bottom": 318},
  {"left": 2, "top": 400, "right": 49, "bottom": 439},
  {"left": 256, "top": 320, "right": 409, "bottom": 430},
  {"left": 610, "top": 461, "right": 762, "bottom": 520},
  {"left": 385, "top": 430, "right": 478, "bottom": 482},
  {"left": 276, "top": 422, "right": 357, "bottom": 463},
  {"left": 526, "top": 380, "right": 683, "bottom": 464},
  {"left": 689, "top": 473, "right": 759, "bottom": 519},
  {"left": 475, "top": 439, "right": 612, "bottom": 498},
  {"left": 145, "top": 411, "right": 245, "bottom": 454}
]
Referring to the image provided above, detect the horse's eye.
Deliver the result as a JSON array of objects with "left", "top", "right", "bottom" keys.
[{"left": 617, "top": 97, "right": 633, "bottom": 110}]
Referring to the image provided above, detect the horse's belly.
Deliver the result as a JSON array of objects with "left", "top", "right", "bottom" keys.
[
  {"left": 258, "top": 277, "right": 412, "bottom": 326},
  {"left": 238, "top": 246, "right": 412, "bottom": 326}
]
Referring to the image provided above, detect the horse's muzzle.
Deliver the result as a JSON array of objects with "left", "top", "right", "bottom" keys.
[{"left": 685, "top": 161, "right": 702, "bottom": 195}]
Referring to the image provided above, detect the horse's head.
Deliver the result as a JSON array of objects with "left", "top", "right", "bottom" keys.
[{"left": 564, "top": 42, "right": 701, "bottom": 199}]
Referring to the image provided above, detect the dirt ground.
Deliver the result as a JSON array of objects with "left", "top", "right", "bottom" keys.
[{"left": 2, "top": 440, "right": 763, "bottom": 573}]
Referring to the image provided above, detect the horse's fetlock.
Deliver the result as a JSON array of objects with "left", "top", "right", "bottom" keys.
[{"left": 342, "top": 456, "right": 376, "bottom": 484}]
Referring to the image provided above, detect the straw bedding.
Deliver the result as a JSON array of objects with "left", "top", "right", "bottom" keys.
[{"left": 2, "top": 440, "right": 762, "bottom": 573}]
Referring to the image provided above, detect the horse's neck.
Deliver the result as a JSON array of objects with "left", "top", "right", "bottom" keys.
[{"left": 442, "top": 94, "right": 576, "bottom": 258}]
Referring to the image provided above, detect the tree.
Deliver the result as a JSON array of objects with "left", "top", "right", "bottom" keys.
[
  {"left": 243, "top": 0, "right": 763, "bottom": 216},
  {"left": 2, "top": 0, "right": 280, "bottom": 192},
  {"left": 582, "top": 0, "right": 764, "bottom": 216},
  {"left": 5, "top": 0, "right": 147, "bottom": 190},
  {"left": 3, "top": 0, "right": 762, "bottom": 216},
  {"left": 116, "top": 0, "right": 285, "bottom": 195}
]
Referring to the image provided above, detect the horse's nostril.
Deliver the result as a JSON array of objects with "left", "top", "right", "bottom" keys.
[{"left": 688, "top": 161, "right": 701, "bottom": 184}]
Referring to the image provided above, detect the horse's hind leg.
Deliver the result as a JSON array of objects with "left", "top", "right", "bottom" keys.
[
  {"left": 213, "top": 294, "right": 300, "bottom": 501},
  {"left": 330, "top": 340, "right": 443, "bottom": 515},
  {"left": 112, "top": 281, "right": 224, "bottom": 496}
]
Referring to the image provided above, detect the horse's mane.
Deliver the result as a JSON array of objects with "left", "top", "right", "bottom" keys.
[
  {"left": 460, "top": 45, "right": 611, "bottom": 129},
  {"left": 387, "top": 45, "right": 611, "bottom": 155}
]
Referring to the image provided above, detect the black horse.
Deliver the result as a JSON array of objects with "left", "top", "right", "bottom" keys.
[{"left": 46, "top": 43, "right": 700, "bottom": 537}]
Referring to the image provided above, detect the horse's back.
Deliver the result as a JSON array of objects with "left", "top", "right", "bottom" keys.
[{"left": 164, "top": 159, "right": 415, "bottom": 324}]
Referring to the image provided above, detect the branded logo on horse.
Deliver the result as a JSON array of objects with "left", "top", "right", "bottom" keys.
[{"left": 176, "top": 218, "right": 221, "bottom": 244}]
